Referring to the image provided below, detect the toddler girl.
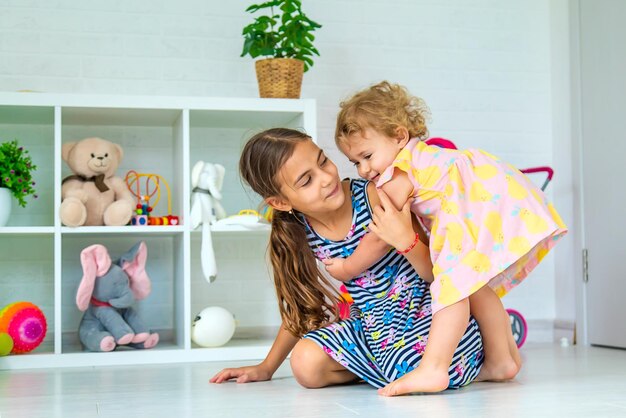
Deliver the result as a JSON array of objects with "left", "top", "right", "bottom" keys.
[{"left": 324, "top": 81, "right": 568, "bottom": 396}]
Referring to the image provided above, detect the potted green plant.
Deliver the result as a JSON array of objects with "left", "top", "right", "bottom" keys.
[
  {"left": 0, "top": 140, "right": 38, "bottom": 226},
  {"left": 241, "top": 0, "right": 321, "bottom": 98}
]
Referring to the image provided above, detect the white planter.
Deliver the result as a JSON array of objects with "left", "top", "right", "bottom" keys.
[{"left": 0, "top": 187, "right": 12, "bottom": 226}]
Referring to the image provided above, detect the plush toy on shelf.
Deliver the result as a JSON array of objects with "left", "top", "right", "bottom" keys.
[
  {"left": 0, "top": 301, "right": 47, "bottom": 355},
  {"left": 191, "top": 306, "right": 236, "bottom": 348},
  {"left": 124, "top": 170, "right": 179, "bottom": 226},
  {"left": 76, "top": 241, "right": 159, "bottom": 352},
  {"left": 60, "top": 137, "right": 135, "bottom": 227},
  {"left": 190, "top": 161, "right": 226, "bottom": 283}
]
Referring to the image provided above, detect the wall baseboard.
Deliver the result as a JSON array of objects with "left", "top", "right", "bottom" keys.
[{"left": 525, "top": 319, "right": 576, "bottom": 344}]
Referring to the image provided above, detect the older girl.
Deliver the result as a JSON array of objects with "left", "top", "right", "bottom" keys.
[{"left": 211, "top": 128, "right": 490, "bottom": 393}]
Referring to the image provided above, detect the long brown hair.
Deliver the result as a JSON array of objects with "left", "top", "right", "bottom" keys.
[
  {"left": 335, "top": 80, "right": 431, "bottom": 147},
  {"left": 239, "top": 128, "right": 340, "bottom": 337}
]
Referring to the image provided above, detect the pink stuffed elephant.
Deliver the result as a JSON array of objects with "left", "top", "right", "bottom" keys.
[{"left": 76, "top": 241, "right": 159, "bottom": 352}]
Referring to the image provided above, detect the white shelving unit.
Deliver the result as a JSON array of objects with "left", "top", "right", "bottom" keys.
[{"left": 0, "top": 92, "right": 315, "bottom": 370}]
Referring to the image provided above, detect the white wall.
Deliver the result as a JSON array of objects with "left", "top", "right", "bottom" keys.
[
  {"left": 549, "top": 0, "right": 577, "bottom": 334},
  {"left": 0, "top": 0, "right": 575, "bottom": 337}
]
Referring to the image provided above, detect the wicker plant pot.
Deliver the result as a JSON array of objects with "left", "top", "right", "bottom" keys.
[{"left": 255, "top": 58, "right": 304, "bottom": 99}]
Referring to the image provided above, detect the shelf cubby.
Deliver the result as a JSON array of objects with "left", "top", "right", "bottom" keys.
[
  {"left": 0, "top": 93, "right": 315, "bottom": 370},
  {"left": 60, "top": 233, "right": 184, "bottom": 354},
  {"left": 0, "top": 104, "right": 55, "bottom": 227},
  {"left": 0, "top": 233, "right": 55, "bottom": 355}
]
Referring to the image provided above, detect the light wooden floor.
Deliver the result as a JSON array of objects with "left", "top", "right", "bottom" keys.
[{"left": 1, "top": 343, "right": 626, "bottom": 418}]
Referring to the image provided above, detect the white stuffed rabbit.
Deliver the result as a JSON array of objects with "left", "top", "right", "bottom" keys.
[{"left": 190, "top": 161, "right": 226, "bottom": 283}]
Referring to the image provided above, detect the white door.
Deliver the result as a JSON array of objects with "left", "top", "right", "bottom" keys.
[{"left": 579, "top": 0, "right": 626, "bottom": 348}]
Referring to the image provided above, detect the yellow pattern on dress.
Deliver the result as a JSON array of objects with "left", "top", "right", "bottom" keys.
[
  {"left": 430, "top": 221, "right": 445, "bottom": 253},
  {"left": 416, "top": 165, "right": 442, "bottom": 189},
  {"left": 469, "top": 280, "right": 487, "bottom": 294},
  {"left": 393, "top": 338, "right": 406, "bottom": 349},
  {"left": 506, "top": 175, "right": 528, "bottom": 200},
  {"left": 395, "top": 149, "right": 412, "bottom": 168},
  {"left": 548, "top": 203, "right": 567, "bottom": 230},
  {"left": 441, "top": 199, "right": 459, "bottom": 215},
  {"left": 478, "top": 149, "right": 499, "bottom": 160},
  {"left": 432, "top": 263, "right": 443, "bottom": 276},
  {"left": 421, "top": 142, "right": 441, "bottom": 154},
  {"left": 536, "top": 247, "right": 549, "bottom": 263},
  {"left": 473, "top": 164, "right": 498, "bottom": 180},
  {"left": 449, "top": 165, "right": 465, "bottom": 195},
  {"left": 508, "top": 236, "right": 531, "bottom": 256},
  {"left": 520, "top": 208, "right": 549, "bottom": 234},
  {"left": 485, "top": 212, "right": 504, "bottom": 247},
  {"left": 445, "top": 222, "right": 464, "bottom": 257},
  {"left": 464, "top": 217, "right": 480, "bottom": 245},
  {"left": 470, "top": 181, "right": 493, "bottom": 202},
  {"left": 438, "top": 274, "right": 462, "bottom": 306},
  {"left": 462, "top": 250, "right": 491, "bottom": 273}
]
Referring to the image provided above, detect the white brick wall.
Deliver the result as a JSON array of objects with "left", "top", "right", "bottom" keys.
[{"left": 0, "top": 1, "right": 575, "bottom": 334}]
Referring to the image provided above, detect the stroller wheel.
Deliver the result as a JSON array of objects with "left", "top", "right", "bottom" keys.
[{"left": 506, "top": 308, "right": 528, "bottom": 348}]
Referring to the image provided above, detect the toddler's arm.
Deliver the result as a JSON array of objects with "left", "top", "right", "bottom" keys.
[
  {"left": 210, "top": 324, "right": 297, "bottom": 383},
  {"left": 399, "top": 222, "right": 434, "bottom": 282},
  {"left": 323, "top": 232, "right": 390, "bottom": 281},
  {"left": 368, "top": 188, "right": 434, "bottom": 282},
  {"left": 369, "top": 171, "right": 434, "bottom": 281}
]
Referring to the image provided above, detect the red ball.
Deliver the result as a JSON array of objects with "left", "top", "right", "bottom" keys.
[{"left": 0, "top": 302, "right": 47, "bottom": 354}]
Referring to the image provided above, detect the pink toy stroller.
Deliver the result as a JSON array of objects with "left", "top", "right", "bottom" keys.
[{"left": 425, "top": 138, "right": 556, "bottom": 348}]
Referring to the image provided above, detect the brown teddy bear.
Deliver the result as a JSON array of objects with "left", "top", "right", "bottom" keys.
[{"left": 60, "top": 137, "right": 134, "bottom": 227}]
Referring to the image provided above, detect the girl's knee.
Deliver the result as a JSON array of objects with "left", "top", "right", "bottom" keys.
[{"left": 290, "top": 339, "right": 328, "bottom": 388}]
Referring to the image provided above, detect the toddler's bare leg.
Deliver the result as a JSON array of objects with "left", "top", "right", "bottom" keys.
[
  {"left": 471, "top": 285, "right": 521, "bottom": 382},
  {"left": 378, "top": 298, "right": 470, "bottom": 396},
  {"left": 290, "top": 339, "right": 359, "bottom": 388}
]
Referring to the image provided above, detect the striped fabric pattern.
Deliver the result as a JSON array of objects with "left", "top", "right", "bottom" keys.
[{"left": 303, "top": 179, "right": 484, "bottom": 389}]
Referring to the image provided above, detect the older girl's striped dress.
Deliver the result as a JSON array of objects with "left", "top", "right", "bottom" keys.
[{"left": 303, "top": 179, "right": 484, "bottom": 389}]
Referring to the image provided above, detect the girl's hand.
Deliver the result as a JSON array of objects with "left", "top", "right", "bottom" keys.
[
  {"left": 322, "top": 258, "right": 352, "bottom": 282},
  {"left": 368, "top": 189, "right": 416, "bottom": 251},
  {"left": 210, "top": 363, "right": 273, "bottom": 384}
]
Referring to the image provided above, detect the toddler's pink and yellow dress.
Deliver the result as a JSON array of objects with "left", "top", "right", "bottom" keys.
[{"left": 377, "top": 138, "right": 568, "bottom": 314}]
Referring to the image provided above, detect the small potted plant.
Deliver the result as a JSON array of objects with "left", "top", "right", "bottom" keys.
[
  {"left": 0, "top": 140, "right": 38, "bottom": 225},
  {"left": 241, "top": 0, "right": 321, "bottom": 98}
]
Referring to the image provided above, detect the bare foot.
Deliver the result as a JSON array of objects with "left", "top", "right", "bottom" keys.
[
  {"left": 378, "top": 366, "right": 449, "bottom": 397},
  {"left": 475, "top": 357, "right": 519, "bottom": 382}
]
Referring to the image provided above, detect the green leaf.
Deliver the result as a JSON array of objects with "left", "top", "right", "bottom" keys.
[
  {"left": 0, "top": 139, "right": 37, "bottom": 207},
  {"left": 281, "top": 2, "right": 296, "bottom": 14},
  {"left": 246, "top": 1, "right": 281, "bottom": 13},
  {"left": 241, "top": 0, "right": 320, "bottom": 69},
  {"left": 241, "top": 37, "right": 255, "bottom": 56}
]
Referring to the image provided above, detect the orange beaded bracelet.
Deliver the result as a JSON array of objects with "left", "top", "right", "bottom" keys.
[{"left": 396, "top": 232, "right": 420, "bottom": 255}]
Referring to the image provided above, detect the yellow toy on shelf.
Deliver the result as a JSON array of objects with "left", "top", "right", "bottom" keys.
[
  {"left": 125, "top": 170, "right": 179, "bottom": 226},
  {"left": 212, "top": 209, "right": 269, "bottom": 229}
]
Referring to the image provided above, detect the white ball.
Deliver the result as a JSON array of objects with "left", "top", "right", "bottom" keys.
[{"left": 191, "top": 306, "right": 236, "bottom": 347}]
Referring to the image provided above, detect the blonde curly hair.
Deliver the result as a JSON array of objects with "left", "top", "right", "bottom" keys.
[{"left": 335, "top": 81, "right": 431, "bottom": 147}]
